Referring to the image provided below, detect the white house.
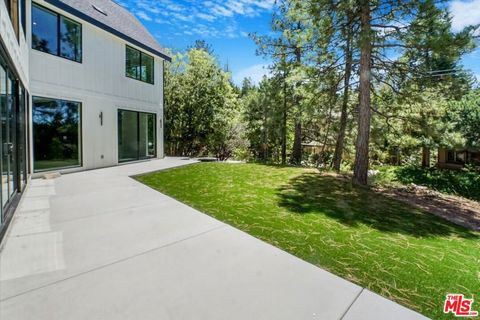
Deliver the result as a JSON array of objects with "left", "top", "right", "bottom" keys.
[{"left": 0, "top": 0, "right": 170, "bottom": 238}]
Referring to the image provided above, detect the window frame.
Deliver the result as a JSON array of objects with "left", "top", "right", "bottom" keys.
[
  {"left": 125, "top": 45, "right": 154, "bottom": 85},
  {"left": 32, "top": 95, "right": 83, "bottom": 172},
  {"left": 31, "top": 3, "right": 83, "bottom": 63}
]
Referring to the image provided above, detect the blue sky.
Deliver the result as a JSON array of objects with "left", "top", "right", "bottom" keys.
[{"left": 118, "top": 0, "right": 480, "bottom": 85}]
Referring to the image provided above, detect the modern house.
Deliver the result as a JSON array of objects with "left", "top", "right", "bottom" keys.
[{"left": 0, "top": 0, "right": 170, "bottom": 238}]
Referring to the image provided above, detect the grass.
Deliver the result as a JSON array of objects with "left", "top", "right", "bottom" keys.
[
  {"left": 373, "top": 165, "right": 480, "bottom": 201},
  {"left": 136, "top": 163, "right": 480, "bottom": 319}
]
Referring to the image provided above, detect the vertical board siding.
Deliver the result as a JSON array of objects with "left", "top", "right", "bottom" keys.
[{"left": 29, "top": 0, "right": 164, "bottom": 171}]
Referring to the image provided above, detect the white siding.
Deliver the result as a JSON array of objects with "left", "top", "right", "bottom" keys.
[{"left": 29, "top": 0, "right": 165, "bottom": 172}]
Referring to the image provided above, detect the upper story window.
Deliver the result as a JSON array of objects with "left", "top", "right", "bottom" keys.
[
  {"left": 32, "top": 3, "right": 82, "bottom": 63},
  {"left": 126, "top": 46, "right": 154, "bottom": 84},
  {"left": 4, "top": 0, "right": 25, "bottom": 39}
]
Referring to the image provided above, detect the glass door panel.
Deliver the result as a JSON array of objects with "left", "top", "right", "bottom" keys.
[
  {"left": 0, "top": 64, "right": 5, "bottom": 220},
  {"left": 1, "top": 65, "right": 8, "bottom": 210},
  {"left": 139, "top": 113, "right": 155, "bottom": 159},
  {"left": 18, "top": 87, "right": 26, "bottom": 189},
  {"left": 118, "top": 110, "right": 139, "bottom": 162},
  {"left": 7, "top": 75, "right": 15, "bottom": 199}
]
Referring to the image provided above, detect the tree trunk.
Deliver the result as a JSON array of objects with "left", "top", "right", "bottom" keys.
[
  {"left": 422, "top": 146, "right": 430, "bottom": 168},
  {"left": 281, "top": 71, "right": 287, "bottom": 165},
  {"left": 290, "top": 46, "right": 303, "bottom": 165},
  {"left": 333, "top": 23, "right": 353, "bottom": 172},
  {"left": 321, "top": 85, "right": 339, "bottom": 167},
  {"left": 353, "top": 1, "right": 372, "bottom": 185},
  {"left": 291, "top": 120, "right": 302, "bottom": 164}
]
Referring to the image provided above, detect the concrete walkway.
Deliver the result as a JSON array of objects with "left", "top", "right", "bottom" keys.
[{"left": 0, "top": 158, "right": 428, "bottom": 320}]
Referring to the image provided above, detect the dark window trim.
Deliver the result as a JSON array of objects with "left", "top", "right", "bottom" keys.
[
  {"left": 117, "top": 108, "right": 157, "bottom": 163},
  {"left": 42, "top": 0, "right": 171, "bottom": 62},
  {"left": 32, "top": 95, "right": 83, "bottom": 173},
  {"left": 32, "top": 2, "right": 83, "bottom": 63},
  {"left": 125, "top": 45, "right": 154, "bottom": 85}
]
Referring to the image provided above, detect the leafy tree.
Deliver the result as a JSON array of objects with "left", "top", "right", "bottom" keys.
[
  {"left": 243, "top": 76, "right": 285, "bottom": 162},
  {"left": 164, "top": 48, "right": 241, "bottom": 159},
  {"left": 448, "top": 89, "right": 480, "bottom": 149},
  {"left": 252, "top": 0, "right": 314, "bottom": 165}
]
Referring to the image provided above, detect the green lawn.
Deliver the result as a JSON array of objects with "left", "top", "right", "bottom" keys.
[{"left": 136, "top": 163, "right": 480, "bottom": 319}]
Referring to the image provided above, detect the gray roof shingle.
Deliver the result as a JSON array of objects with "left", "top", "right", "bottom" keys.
[{"left": 44, "top": 0, "right": 171, "bottom": 61}]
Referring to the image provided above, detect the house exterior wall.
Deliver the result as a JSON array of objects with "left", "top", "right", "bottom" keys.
[
  {"left": 0, "top": 0, "right": 29, "bottom": 86},
  {"left": 28, "top": 0, "right": 165, "bottom": 173},
  {"left": 437, "top": 148, "right": 480, "bottom": 170},
  {"left": 438, "top": 148, "right": 447, "bottom": 166}
]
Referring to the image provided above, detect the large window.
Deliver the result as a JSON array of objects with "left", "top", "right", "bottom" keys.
[
  {"left": 33, "top": 97, "right": 81, "bottom": 172},
  {"left": 126, "top": 46, "right": 154, "bottom": 84},
  {"left": 4, "top": 0, "right": 24, "bottom": 38},
  {"left": 32, "top": 4, "right": 82, "bottom": 62},
  {"left": 118, "top": 110, "right": 156, "bottom": 162}
]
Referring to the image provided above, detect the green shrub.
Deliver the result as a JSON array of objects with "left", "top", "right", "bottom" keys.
[{"left": 374, "top": 166, "right": 480, "bottom": 201}]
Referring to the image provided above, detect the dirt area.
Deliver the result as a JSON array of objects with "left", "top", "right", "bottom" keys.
[
  {"left": 374, "top": 184, "right": 480, "bottom": 231},
  {"left": 319, "top": 171, "right": 480, "bottom": 231}
]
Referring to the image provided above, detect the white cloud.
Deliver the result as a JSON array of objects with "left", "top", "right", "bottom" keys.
[
  {"left": 233, "top": 64, "right": 272, "bottom": 85},
  {"left": 196, "top": 13, "right": 216, "bottom": 22},
  {"left": 122, "top": 0, "right": 275, "bottom": 41},
  {"left": 450, "top": 0, "right": 480, "bottom": 32},
  {"left": 136, "top": 11, "right": 152, "bottom": 21}
]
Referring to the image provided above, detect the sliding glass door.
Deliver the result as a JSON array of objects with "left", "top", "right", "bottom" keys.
[
  {"left": 0, "top": 65, "right": 18, "bottom": 211},
  {"left": 0, "top": 63, "right": 9, "bottom": 211},
  {"left": 0, "top": 55, "right": 28, "bottom": 228},
  {"left": 118, "top": 110, "right": 156, "bottom": 162}
]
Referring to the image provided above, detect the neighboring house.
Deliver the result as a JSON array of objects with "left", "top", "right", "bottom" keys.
[
  {"left": 437, "top": 148, "right": 480, "bottom": 169},
  {"left": 302, "top": 141, "right": 323, "bottom": 155},
  {"left": 0, "top": 0, "right": 170, "bottom": 238}
]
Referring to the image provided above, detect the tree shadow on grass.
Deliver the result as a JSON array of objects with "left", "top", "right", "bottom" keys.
[{"left": 277, "top": 172, "right": 478, "bottom": 239}]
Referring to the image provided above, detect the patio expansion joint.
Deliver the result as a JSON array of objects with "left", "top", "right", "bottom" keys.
[
  {"left": 339, "top": 287, "right": 364, "bottom": 320},
  {"left": 0, "top": 224, "right": 227, "bottom": 302}
]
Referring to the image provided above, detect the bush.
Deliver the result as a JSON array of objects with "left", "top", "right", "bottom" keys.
[{"left": 374, "top": 166, "right": 480, "bottom": 201}]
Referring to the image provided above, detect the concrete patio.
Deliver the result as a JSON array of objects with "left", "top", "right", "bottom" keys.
[{"left": 0, "top": 158, "right": 429, "bottom": 320}]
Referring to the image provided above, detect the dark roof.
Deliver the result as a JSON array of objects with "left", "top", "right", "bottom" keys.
[{"left": 43, "top": 0, "right": 171, "bottom": 61}]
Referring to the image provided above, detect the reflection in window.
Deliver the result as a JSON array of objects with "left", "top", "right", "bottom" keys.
[
  {"left": 126, "top": 46, "right": 141, "bottom": 80},
  {"left": 60, "top": 16, "right": 82, "bottom": 61},
  {"left": 32, "top": 4, "right": 58, "bottom": 54},
  {"left": 118, "top": 110, "right": 138, "bottom": 162},
  {"left": 125, "top": 46, "right": 154, "bottom": 84},
  {"left": 32, "top": 4, "right": 82, "bottom": 62},
  {"left": 118, "top": 110, "right": 156, "bottom": 162},
  {"left": 141, "top": 54, "right": 154, "bottom": 84},
  {"left": 33, "top": 97, "right": 81, "bottom": 171},
  {"left": 139, "top": 113, "right": 156, "bottom": 158}
]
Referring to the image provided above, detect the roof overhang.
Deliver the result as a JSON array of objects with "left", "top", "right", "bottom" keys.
[{"left": 43, "top": 0, "right": 172, "bottom": 62}]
